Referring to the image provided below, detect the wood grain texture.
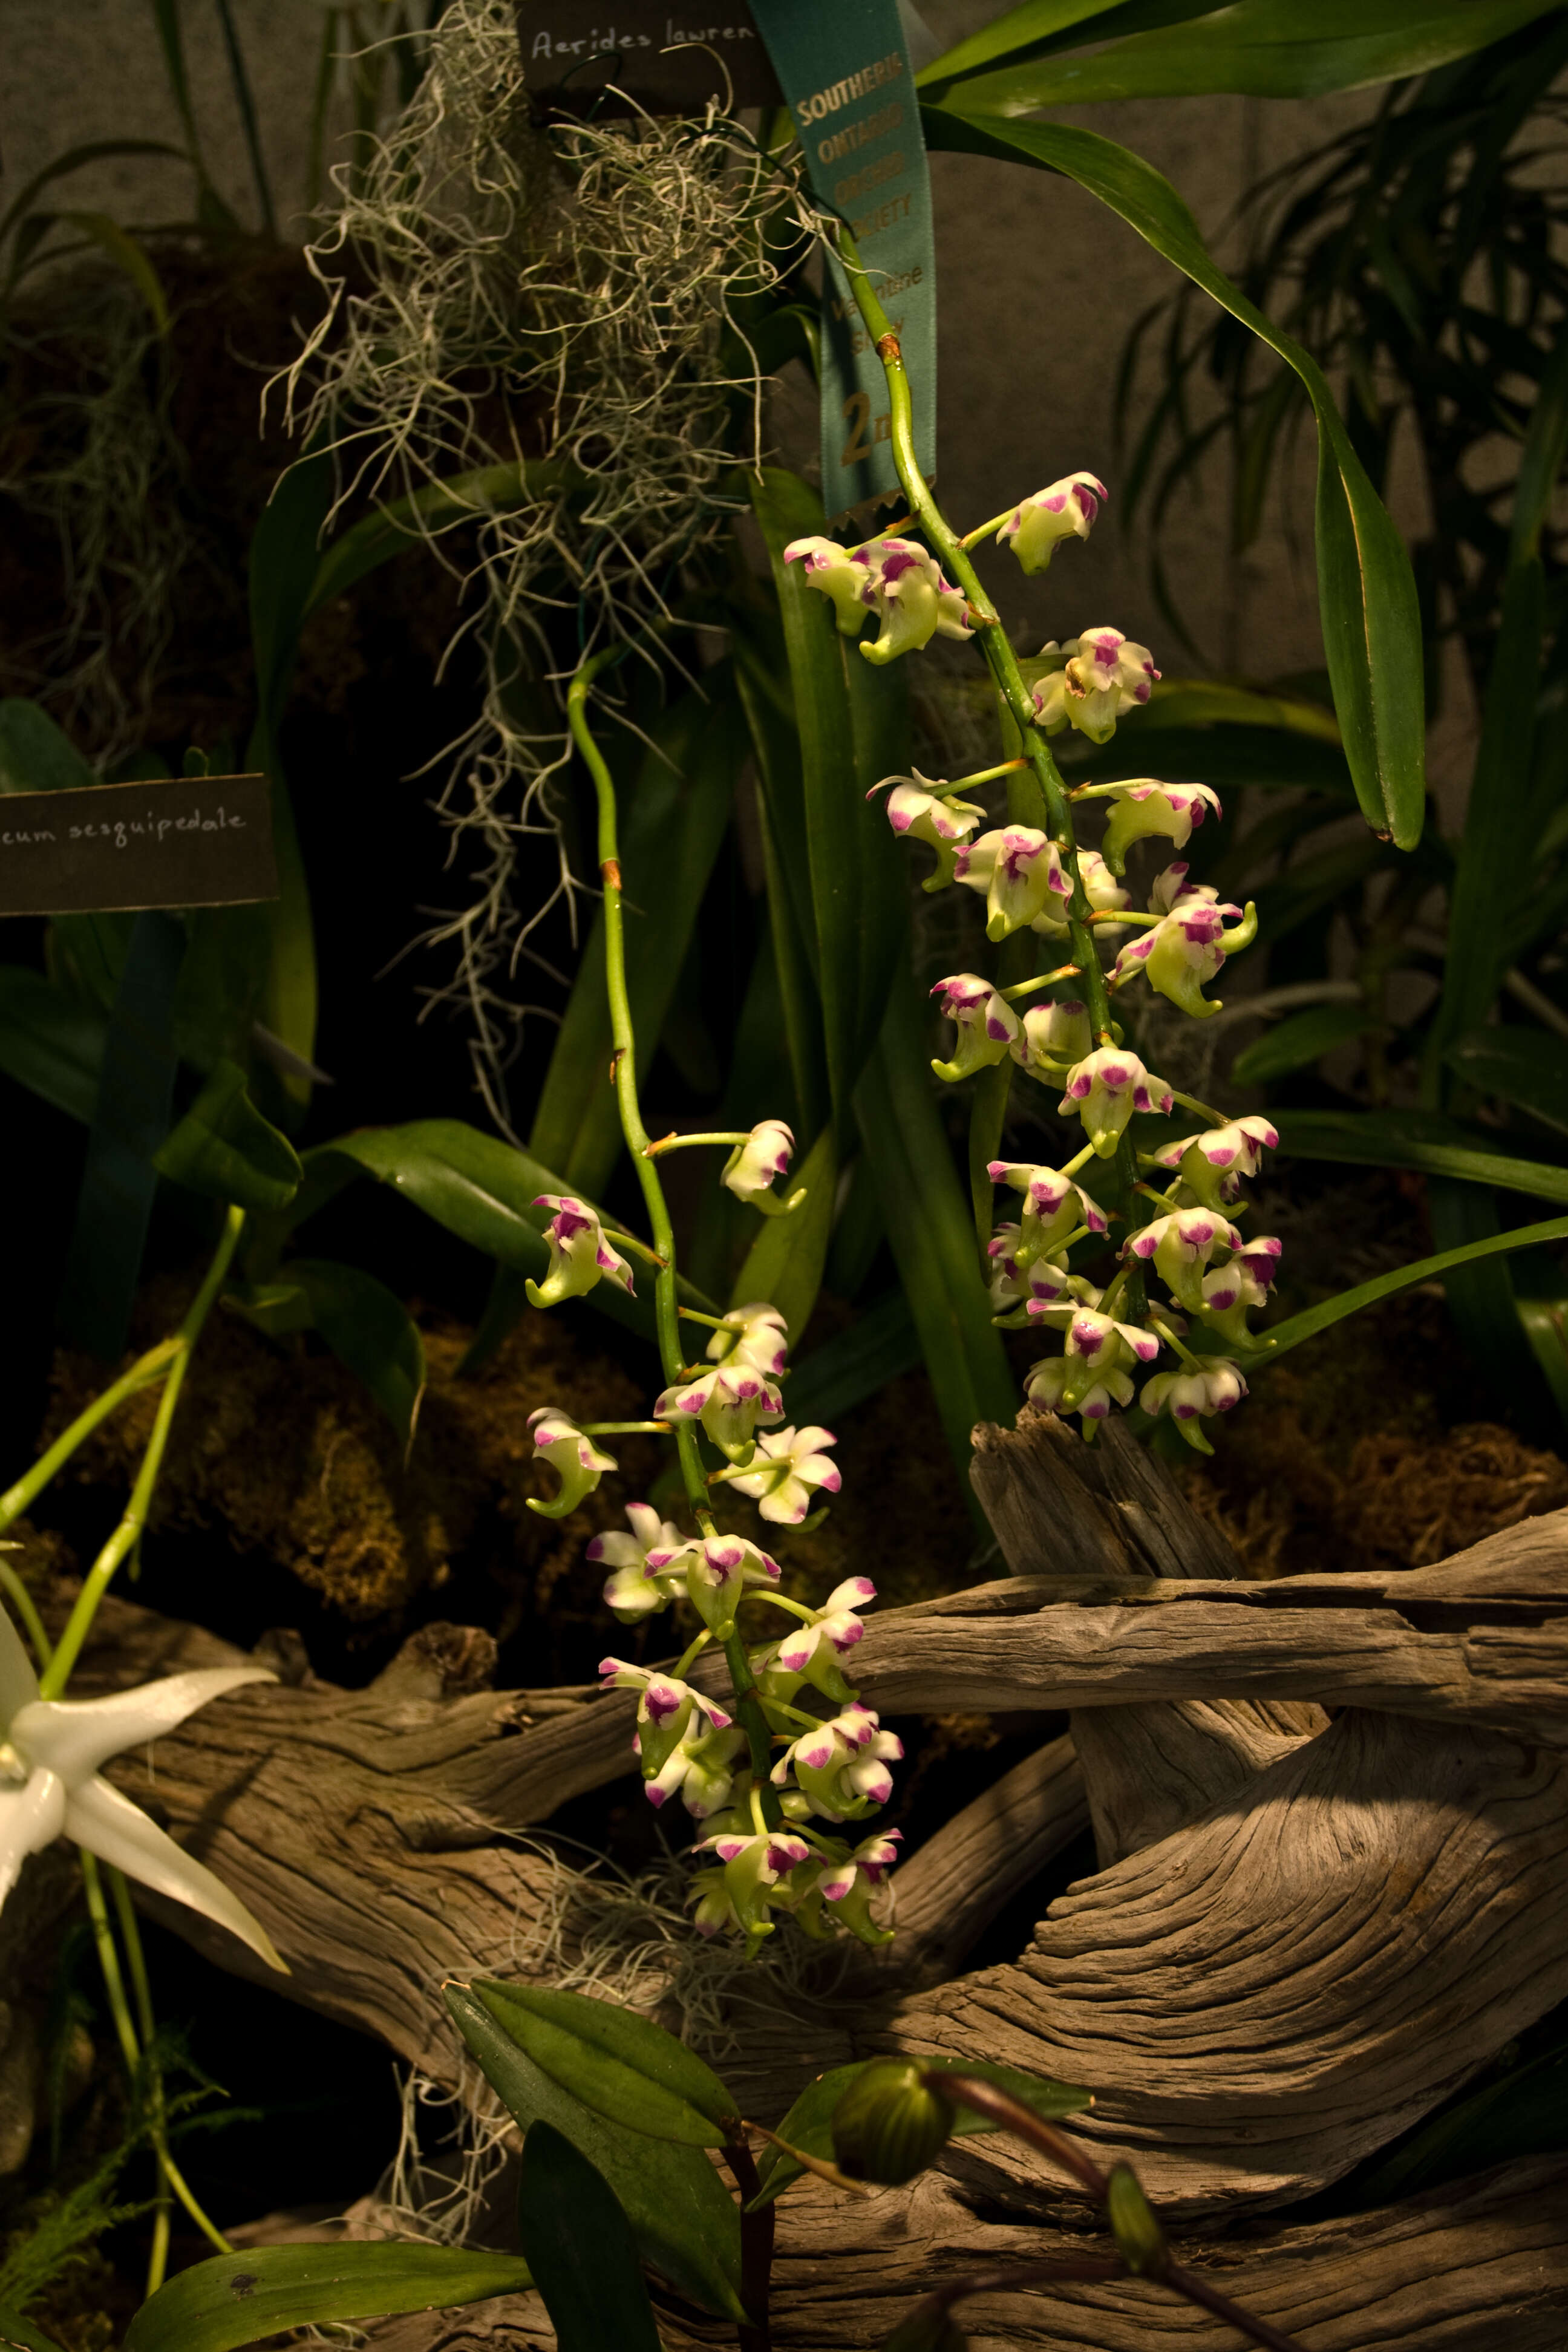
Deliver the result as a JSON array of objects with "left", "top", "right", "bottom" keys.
[{"left": 887, "top": 1732, "right": 1089, "bottom": 1983}]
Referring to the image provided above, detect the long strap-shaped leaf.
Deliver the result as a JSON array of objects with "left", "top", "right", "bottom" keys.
[
  {"left": 1270, "top": 1108, "right": 1568, "bottom": 1206},
  {"left": 121, "top": 2244, "right": 535, "bottom": 2352},
  {"left": 920, "top": 107, "right": 1427, "bottom": 850}
]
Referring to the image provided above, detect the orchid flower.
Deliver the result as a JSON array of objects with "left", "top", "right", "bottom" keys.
[
  {"left": 0, "top": 1609, "right": 284, "bottom": 1970},
  {"left": 655, "top": 1359, "right": 783, "bottom": 1465},
  {"left": 952, "top": 826, "right": 1070, "bottom": 941},
  {"left": 753, "top": 1576, "right": 876, "bottom": 1707},
  {"left": 1111, "top": 864, "right": 1256, "bottom": 1020},
  {"left": 642, "top": 1534, "right": 781, "bottom": 1638},
  {"left": 988, "top": 1160, "right": 1109, "bottom": 1258},
  {"left": 690, "top": 1823, "right": 812, "bottom": 1941},
  {"left": 930, "top": 973, "right": 1021, "bottom": 1082},
  {"left": 1128, "top": 1206, "right": 1244, "bottom": 1313},
  {"left": 589, "top": 1502, "right": 687, "bottom": 1622},
  {"left": 707, "top": 1302, "right": 789, "bottom": 1381},
  {"left": 1196, "top": 1235, "right": 1283, "bottom": 1348},
  {"left": 998, "top": 472, "right": 1106, "bottom": 575},
  {"left": 771, "top": 1705, "right": 904, "bottom": 1821},
  {"left": 721, "top": 1122, "right": 804, "bottom": 1217},
  {"left": 598, "top": 1659, "right": 736, "bottom": 1806},
  {"left": 1010, "top": 998, "right": 1095, "bottom": 1081},
  {"left": 1141, "top": 1358, "right": 1249, "bottom": 1451},
  {"left": 1097, "top": 780, "right": 1221, "bottom": 877},
  {"left": 526, "top": 1408, "right": 616, "bottom": 1519},
  {"left": 1025, "top": 848, "right": 1129, "bottom": 943},
  {"left": 784, "top": 535, "right": 970, "bottom": 664},
  {"left": 873, "top": 771, "right": 986, "bottom": 889},
  {"left": 1031, "top": 629, "right": 1160, "bottom": 745},
  {"left": 721, "top": 1425, "right": 841, "bottom": 1525},
  {"left": 1059, "top": 1045, "right": 1174, "bottom": 1155},
  {"left": 1149, "top": 1115, "right": 1278, "bottom": 1209},
  {"left": 1025, "top": 1352, "right": 1135, "bottom": 1424},
  {"left": 526, "top": 1196, "right": 635, "bottom": 1309}
]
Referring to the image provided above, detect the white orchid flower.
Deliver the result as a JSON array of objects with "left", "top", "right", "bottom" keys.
[{"left": 0, "top": 1609, "right": 284, "bottom": 1971}]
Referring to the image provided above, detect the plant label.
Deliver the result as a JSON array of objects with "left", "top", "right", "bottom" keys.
[
  {"left": 0, "top": 773, "right": 278, "bottom": 916},
  {"left": 518, "top": 5, "right": 783, "bottom": 109}
]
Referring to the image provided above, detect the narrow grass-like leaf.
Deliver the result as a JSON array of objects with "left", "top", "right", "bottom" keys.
[
  {"left": 518, "top": 2123, "right": 661, "bottom": 2352},
  {"left": 0, "top": 966, "right": 104, "bottom": 1124},
  {"left": 921, "top": 108, "right": 1426, "bottom": 848},
  {"left": 302, "top": 460, "right": 580, "bottom": 622},
  {"left": 445, "top": 1984, "right": 746, "bottom": 2324},
  {"left": 121, "top": 2244, "right": 533, "bottom": 2352},
  {"left": 1447, "top": 1028, "right": 1568, "bottom": 1137},
  {"left": 1241, "top": 1212, "right": 1568, "bottom": 1365},
  {"left": 0, "top": 2308, "right": 67, "bottom": 2352},
  {"left": 1353, "top": 2033, "right": 1568, "bottom": 2207},
  {"left": 1230, "top": 1002, "right": 1380, "bottom": 1087},
  {"left": 788, "top": 1291, "right": 923, "bottom": 1427},
  {"left": 471, "top": 1981, "right": 738, "bottom": 2147},
  {"left": 154, "top": 1058, "right": 302, "bottom": 1210},
  {"left": 1270, "top": 1108, "right": 1568, "bottom": 1205},
  {"left": 728, "top": 1127, "right": 837, "bottom": 1339}
]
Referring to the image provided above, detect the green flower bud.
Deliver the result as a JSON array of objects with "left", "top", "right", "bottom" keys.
[
  {"left": 831, "top": 2058, "right": 956, "bottom": 2186},
  {"left": 1106, "top": 2161, "right": 1166, "bottom": 2277}
]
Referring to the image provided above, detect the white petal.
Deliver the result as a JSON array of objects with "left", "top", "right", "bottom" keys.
[
  {"left": 11, "top": 1666, "right": 274, "bottom": 1788},
  {"left": 0, "top": 1605, "right": 41, "bottom": 1726},
  {"left": 63, "top": 1775, "right": 287, "bottom": 1973},
  {"left": 0, "top": 1768, "right": 67, "bottom": 1906}
]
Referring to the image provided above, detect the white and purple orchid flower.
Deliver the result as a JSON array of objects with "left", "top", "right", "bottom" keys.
[
  {"left": 721, "top": 1121, "right": 804, "bottom": 1217},
  {"left": 1024, "top": 846, "right": 1130, "bottom": 945},
  {"left": 989, "top": 1160, "right": 1109, "bottom": 1261},
  {"left": 526, "top": 1195, "right": 636, "bottom": 1310},
  {"left": 1197, "top": 1234, "right": 1283, "bottom": 1348},
  {"left": 753, "top": 1576, "right": 877, "bottom": 1708},
  {"left": 784, "top": 535, "right": 970, "bottom": 665},
  {"left": 1128, "top": 1204, "right": 1244, "bottom": 1313},
  {"left": 1111, "top": 864, "right": 1256, "bottom": 1021},
  {"left": 1031, "top": 629, "right": 1160, "bottom": 745},
  {"left": 691, "top": 1824, "right": 813, "bottom": 1942},
  {"left": 0, "top": 1608, "right": 284, "bottom": 1969},
  {"left": 707, "top": 1302, "right": 789, "bottom": 1383},
  {"left": 771, "top": 1705, "right": 903, "bottom": 1822},
  {"left": 1058, "top": 1045, "right": 1174, "bottom": 1155},
  {"left": 1010, "top": 997, "right": 1095, "bottom": 1080},
  {"left": 1141, "top": 1357, "right": 1249, "bottom": 1451},
  {"left": 643, "top": 1532, "right": 782, "bottom": 1639},
  {"left": 526, "top": 1408, "right": 616, "bottom": 1520},
  {"left": 655, "top": 1359, "right": 784, "bottom": 1465},
  {"left": 953, "top": 826, "right": 1071, "bottom": 942},
  {"left": 1097, "top": 780, "right": 1221, "bottom": 877},
  {"left": 1150, "top": 1114, "right": 1278, "bottom": 1209},
  {"left": 599, "top": 1659, "right": 739, "bottom": 1809},
  {"left": 589, "top": 1502, "right": 687, "bottom": 1622},
  {"left": 930, "top": 973, "right": 1022, "bottom": 1082},
  {"left": 721, "top": 1424, "right": 841, "bottom": 1526},
  {"left": 998, "top": 472, "right": 1106, "bottom": 576},
  {"left": 872, "top": 770, "right": 986, "bottom": 890}
]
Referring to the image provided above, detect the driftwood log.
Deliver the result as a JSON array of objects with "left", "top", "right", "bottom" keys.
[{"left": 22, "top": 1412, "right": 1568, "bottom": 2342}]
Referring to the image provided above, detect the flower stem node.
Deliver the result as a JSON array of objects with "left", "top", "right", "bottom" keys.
[
  {"left": 1059, "top": 1047, "right": 1174, "bottom": 1155},
  {"left": 0, "top": 1609, "right": 285, "bottom": 1969},
  {"left": 1031, "top": 630, "right": 1160, "bottom": 745},
  {"left": 1148, "top": 1115, "right": 1278, "bottom": 1209},
  {"left": 784, "top": 534, "right": 971, "bottom": 664},
  {"left": 930, "top": 974, "right": 1021, "bottom": 1082},
  {"left": 998, "top": 472, "right": 1107, "bottom": 575},
  {"left": 721, "top": 1122, "right": 805, "bottom": 1217},
  {"left": 830, "top": 2058, "right": 957, "bottom": 2185},
  {"left": 874, "top": 772, "right": 987, "bottom": 890},
  {"left": 589, "top": 1502, "right": 687, "bottom": 1622},
  {"left": 953, "top": 828, "right": 1071, "bottom": 941},
  {"left": 525, "top": 1195, "right": 637, "bottom": 1308},
  {"left": 770, "top": 1705, "right": 903, "bottom": 1821},
  {"left": 1097, "top": 781, "right": 1222, "bottom": 877},
  {"left": 717, "top": 1423, "right": 841, "bottom": 1524},
  {"left": 1140, "top": 1358, "right": 1249, "bottom": 1453},
  {"left": 526, "top": 1408, "right": 616, "bottom": 1518}
]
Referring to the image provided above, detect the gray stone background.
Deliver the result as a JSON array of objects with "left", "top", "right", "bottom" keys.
[{"left": 0, "top": 1, "right": 1473, "bottom": 801}]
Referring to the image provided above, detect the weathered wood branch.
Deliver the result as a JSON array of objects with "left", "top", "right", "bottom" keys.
[{"left": 887, "top": 1733, "right": 1088, "bottom": 1984}]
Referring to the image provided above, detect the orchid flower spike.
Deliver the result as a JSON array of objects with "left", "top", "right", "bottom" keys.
[
  {"left": 873, "top": 771, "right": 986, "bottom": 889},
  {"left": 1141, "top": 1358, "right": 1249, "bottom": 1452},
  {"left": 0, "top": 1608, "right": 284, "bottom": 1969},
  {"left": 526, "top": 1408, "right": 616, "bottom": 1519},
  {"left": 1128, "top": 1205, "right": 1243, "bottom": 1313},
  {"left": 998, "top": 472, "right": 1106, "bottom": 575},
  {"left": 1031, "top": 629, "right": 1160, "bottom": 745},
  {"left": 771, "top": 1705, "right": 903, "bottom": 1821},
  {"left": 1150, "top": 1115, "right": 1278, "bottom": 1210},
  {"left": 643, "top": 1534, "right": 781, "bottom": 1639},
  {"left": 1097, "top": 780, "right": 1221, "bottom": 877},
  {"left": 953, "top": 827, "right": 1071, "bottom": 942},
  {"left": 1059, "top": 1045, "right": 1174, "bottom": 1155},
  {"left": 589, "top": 1502, "right": 687, "bottom": 1622},
  {"left": 598, "top": 1661, "right": 740, "bottom": 1810},
  {"left": 721, "top": 1425, "right": 841, "bottom": 1525},
  {"left": 526, "top": 1196, "right": 635, "bottom": 1309},
  {"left": 753, "top": 1576, "right": 877, "bottom": 1707},
  {"left": 930, "top": 974, "right": 1021, "bottom": 1082},
  {"left": 722, "top": 1120, "right": 805, "bottom": 1217}
]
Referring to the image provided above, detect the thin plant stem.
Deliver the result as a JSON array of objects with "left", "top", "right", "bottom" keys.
[
  {"left": 0, "top": 1563, "right": 52, "bottom": 1668},
  {"left": 41, "top": 1207, "right": 244, "bottom": 1701},
  {"left": 837, "top": 232, "right": 1146, "bottom": 1307},
  {"left": 644, "top": 1130, "right": 754, "bottom": 1155},
  {"left": 566, "top": 664, "right": 780, "bottom": 1819},
  {"left": 0, "top": 1339, "right": 180, "bottom": 1536}
]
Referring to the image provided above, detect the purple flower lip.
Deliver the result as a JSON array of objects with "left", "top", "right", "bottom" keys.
[{"left": 879, "top": 548, "right": 921, "bottom": 584}]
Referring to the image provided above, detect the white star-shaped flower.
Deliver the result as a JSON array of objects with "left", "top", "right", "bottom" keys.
[{"left": 0, "top": 1608, "right": 285, "bottom": 1971}]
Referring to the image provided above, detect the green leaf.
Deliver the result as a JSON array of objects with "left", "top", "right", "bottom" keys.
[
  {"left": 750, "top": 469, "right": 910, "bottom": 1131},
  {"left": 0, "top": 2308, "right": 67, "bottom": 2352},
  {"left": 920, "top": 108, "right": 1426, "bottom": 850},
  {"left": 170, "top": 906, "right": 271, "bottom": 1074},
  {"left": 445, "top": 1984, "right": 746, "bottom": 2325},
  {"left": 1141, "top": 678, "right": 1342, "bottom": 742},
  {"left": 0, "top": 141, "right": 186, "bottom": 255},
  {"left": 120, "top": 2243, "right": 534, "bottom": 2352},
  {"left": 1447, "top": 1028, "right": 1568, "bottom": 1137},
  {"left": 788, "top": 1290, "right": 923, "bottom": 1426},
  {"left": 302, "top": 460, "right": 580, "bottom": 623},
  {"left": 518, "top": 2122, "right": 662, "bottom": 2352},
  {"left": 0, "top": 698, "right": 96, "bottom": 795},
  {"left": 56, "top": 211, "right": 169, "bottom": 334},
  {"left": 1242, "top": 1212, "right": 1568, "bottom": 1366},
  {"left": 1229, "top": 1001, "right": 1379, "bottom": 1086},
  {"left": 469, "top": 1981, "right": 739, "bottom": 2149},
  {"left": 854, "top": 979, "right": 1019, "bottom": 1500},
  {"left": 154, "top": 1057, "right": 302, "bottom": 1210},
  {"left": 530, "top": 681, "right": 745, "bottom": 1197},
  {"left": 925, "top": 0, "right": 1557, "bottom": 106},
  {"left": 1270, "top": 1108, "right": 1568, "bottom": 1206},
  {"left": 1353, "top": 2030, "right": 1568, "bottom": 2206},
  {"left": 728, "top": 1126, "right": 837, "bottom": 1338},
  {"left": 0, "top": 965, "right": 105, "bottom": 1123},
  {"left": 753, "top": 2057, "right": 1092, "bottom": 2210},
  {"left": 279, "top": 1259, "right": 426, "bottom": 1448}
]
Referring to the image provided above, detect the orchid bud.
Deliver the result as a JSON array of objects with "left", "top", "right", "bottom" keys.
[
  {"left": 1106, "top": 2163, "right": 1168, "bottom": 2278},
  {"left": 1140, "top": 1357, "right": 1248, "bottom": 1451},
  {"left": 1058, "top": 1045, "right": 1174, "bottom": 1155},
  {"left": 930, "top": 973, "right": 1021, "bottom": 1082},
  {"left": 998, "top": 472, "right": 1106, "bottom": 575},
  {"left": 526, "top": 1196, "right": 635, "bottom": 1308},
  {"left": 722, "top": 1120, "right": 804, "bottom": 1217},
  {"left": 953, "top": 826, "right": 1071, "bottom": 942},
  {"left": 526, "top": 1408, "right": 615, "bottom": 1518},
  {"left": 831, "top": 2059, "right": 956, "bottom": 2184},
  {"left": 875, "top": 771, "right": 986, "bottom": 889},
  {"left": 1031, "top": 629, "right": 1160, "bottom": 745},
  {"left": 1098, "top": 780, "right": 1221, "bottom": 877}
]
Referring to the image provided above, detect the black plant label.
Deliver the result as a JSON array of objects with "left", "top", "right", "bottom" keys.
[
  {"left": 0, "top": 774, "right": 278, "bottom": 915},
  {"left": 517, "top": 3, "right": 783, "bottom": 111}
]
